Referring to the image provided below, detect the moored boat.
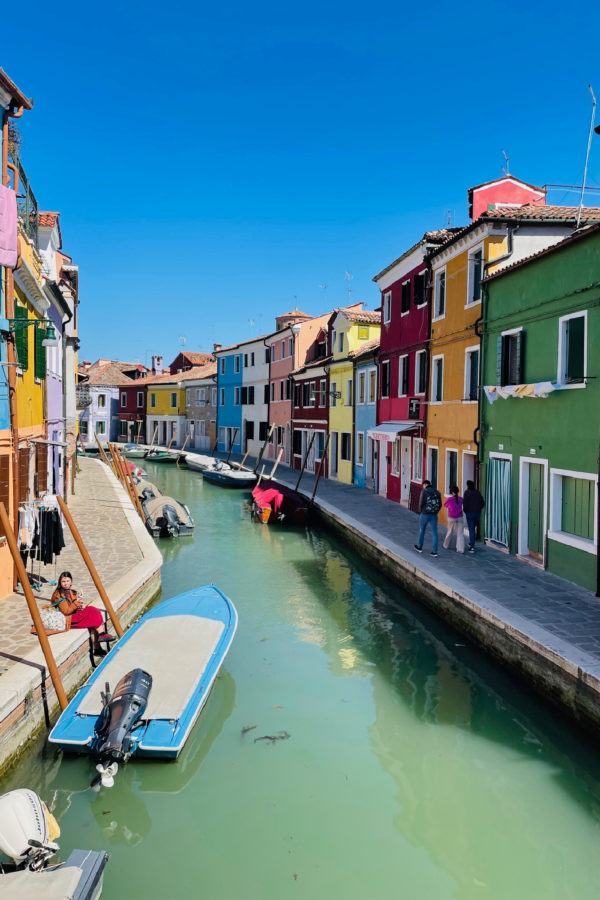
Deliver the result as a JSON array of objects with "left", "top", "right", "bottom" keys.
[
  {"left": 121, "top": 443, "right": 149, "bottom": 459},
  {"left": 144, "top": 449, "right": 180, "bottom": 464},
  {"left": 185, "top": 453, "right": 231, "bottom": 473},
  {"left": 142, "top": 495, "right": 194, "bottom": 537},
  {"left": 251, "top": 479, "right": 309, "bottom": 525},
  {"left": 202, "top": 464, "right": 257, "bottom": 488},
  {"left": 48, "top": 586, "right": 238, "bottom": 784}
]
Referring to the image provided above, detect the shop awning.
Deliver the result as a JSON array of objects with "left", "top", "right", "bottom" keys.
[{"left": 367, "top": 421, "right": 420, "bottom": 442}]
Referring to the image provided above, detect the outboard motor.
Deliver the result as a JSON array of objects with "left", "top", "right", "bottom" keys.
[
  {"left": 158, "top": 504, "right": 180, "bottom": 537},
  {"left": 91, "top": 668, "right": 152, "bottom": 790},
  {"left": 139, "top": 487, "right": 155, "bottom": 502},
  {"left": 0, "top": 789, "right": 60, "bottom": 871}
]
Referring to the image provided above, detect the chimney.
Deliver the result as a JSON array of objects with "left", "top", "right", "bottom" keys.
[{"left": 213, "top": 342, "right": 222, "bottom": 353}]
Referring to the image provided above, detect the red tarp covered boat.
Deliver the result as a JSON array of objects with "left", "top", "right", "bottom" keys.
[{"left": 251, "top": 479, "right": 309, "bottom": 525}]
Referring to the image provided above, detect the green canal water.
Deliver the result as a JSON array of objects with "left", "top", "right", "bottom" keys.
[{"left": 2, "top": 461, "right": 600, "bottom": 899}]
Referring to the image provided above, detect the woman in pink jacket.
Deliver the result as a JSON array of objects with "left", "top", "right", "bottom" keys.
[{"left": 443, "top": 486, "right": 465, "bottom": 553}]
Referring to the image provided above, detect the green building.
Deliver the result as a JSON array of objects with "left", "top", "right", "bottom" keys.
[{"left": 480, "top": 224, "right": 599, "bottom": 592}]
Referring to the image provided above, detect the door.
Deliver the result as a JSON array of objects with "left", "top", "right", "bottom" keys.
[
  {"left": 307, "top": 434, "right": 316, "bottom": 473},
  {"left": 400, "top": 437, "right": 411, "bottom": 502},
  {"left": 379, "top": 441, "right": 388, "bottom": 497},
  {"left": 462, "top": 452, "right": 475, "bottom": 491},
  {"left": 485, "top": 457, "right": 511, "bottom": 547},
  {"left": 527, "top": 463, "right": 545, "bottom": 560},
  {"left": 330, "top": 432, "right": 338, "bottom": 477}
]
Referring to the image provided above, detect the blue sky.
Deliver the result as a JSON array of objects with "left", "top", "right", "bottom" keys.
[{"left": 4, "top": 0, "right": 599, "bottom": 365}]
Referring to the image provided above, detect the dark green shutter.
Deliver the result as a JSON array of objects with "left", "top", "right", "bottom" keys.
[
  {"left": 14, "top": 306, "right": 28, "bottom": 370},
  {"left": 496, "top": 336, "right": 503, "bottom": 385},
  {"left": 35, "top": 326, "right": 47, "bottom": 381},
  {"left": 566, "top": 317, "right": 584, "bottom": 383},
  {"left": 515, "top": 331, "right": 524, "bottom": 384}
]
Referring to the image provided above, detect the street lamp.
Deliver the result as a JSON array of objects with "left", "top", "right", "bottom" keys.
[{"left": 1, "top": 317, "right": 58, "bottom": 347}]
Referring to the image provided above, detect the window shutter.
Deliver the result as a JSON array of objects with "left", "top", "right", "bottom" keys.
[
  {"left": 249, "top": 386, "right": 254, "bottom": 404},
  {"left": 14, "top": 306, "right": 29, "bottom": 370},
  {"left": 515, "top": 331, "right": 524, "bottom": 384},
  {"left": 402, "top": 358, "right": 409, "bottom": 395},
  {"left": 34, "top": 326, "right": 47, "bottom": 381},
  {"left": 496, "top": 336, "right": 503, "bottom": 385},
  {"left": 264, "top": 384, "right": 270, "bottom": 404}
]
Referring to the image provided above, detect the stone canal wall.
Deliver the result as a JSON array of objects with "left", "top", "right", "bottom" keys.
[{"left": 0, "top": 458, "right": 162, "bottom": 774}]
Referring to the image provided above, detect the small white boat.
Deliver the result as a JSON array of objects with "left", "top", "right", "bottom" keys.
[
  {"left": 121, "top": 443, "right": 149, "bottom": 459},
  {"left": 202, "top": 464, "right": 257, "bottom": 488},
  {"left": 185, "top": 453, "right": 231, "bottom": 473},
  {"left": 142, "top": 495, "right": 194, "bottom": 537}
]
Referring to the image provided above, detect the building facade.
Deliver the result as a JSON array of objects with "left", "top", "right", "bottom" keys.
[
  {"left": 184, "top": 364, "right": 218, "bottom": 451},
  {"left": 352, "top": 342, "right": 379, "bottom": 489}
]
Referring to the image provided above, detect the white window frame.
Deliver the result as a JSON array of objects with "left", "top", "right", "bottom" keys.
[
  {"left": 398, "top": 354, "right": 409, "bottom": 397},
  {"left": 557, "top": 310, "right": 587, "bottom": 389},
  {"left": 309, "top": 381, "right": 316, "bottom": 408},
  {"left": 137, "top": 391, "right": 144, "bottom": 408},
  {"left": 340, "top": 431, "right": 352, "bottom": 462},
  {"left": 391, "top": 438, "right": 400, "bottom": 476},
  {"left": 463, "top": 344, "right": 480, "bottom": 403},
  {"left": 358, "top": 371, "right": 366, "bottom": 404},
  {"left": 338, "top": 331, "right": 344, "bottom": 353},
  {"left": 220, "top": 358, "right": 225, "bottom": 374},
  {"left": 427, "top": 445, "right": 439, "bottom": 487},
  {"left": 346, "top": 378, "right": 352, "bottom": 407},
  {"left": 97, "top": 393, "right": 106, "bottom": 408},
  {"left": 356, "top": 432, "right": 364, "bottom": 465},
  {"left": 383, "top": 291, "right": 392, "bottom": 324},
  {"left": 381, "top": 360, "right": 390, "bottom": 399},
  {"left": 212, "top": 388, "right": 217, "bottom": 406},
  {"left": 445, "top": 448, "right": 458, "bottom": 496},
  {"left": 120, "top": 392, "right": 126, "bottom": 408},
  {"left": 219, "top": 388, "right": 225, "bottom": 406},
  {"left": 96, "top": 420, "right": 106, "bottom": 435},
  {"left": 150, "top": 393, "right": 156, "bottom": 409},
  {"left": 330, "top": 381, "right": 337, "bottom": 408},
  {"left": 548, "top": 467, "right": 597, "bottom": 554},
  {"left": 234, "top": 386, "right": 240, "bottom": 406},
  {"left": 186, "top": 389, "right": 191, "bottom": 405},
  {"left": 415, "top": 349, "right": 426, "bottom": 396},
  {"left": 412, "top": 438, "right": 423, "bottom": 483},
  {"left": 368, "top": 368, "right": 377, "bottom": 405},
  {"left": 234, "top": 355, "right": 241, "bottom": 373},
  {"left": 170, "top": 392, "right": 177, "bottom": 409},
  {"left": 431, "top": 354, "right": 444, "bottom": 404},
  {"left": 466, "top": 242, "right": 484, "bottom": 308},
  {"left": 80, "top": 420, "right": 89, "bottom": 437},
  {"left": 400, "top": 279, "right": 411, "bottom": 317},
  {"left": 319, "top": 379, "right": 326, "bottom": 407},
  {"left": 433, "top": 267, "right": 446, "bottom": 321}
]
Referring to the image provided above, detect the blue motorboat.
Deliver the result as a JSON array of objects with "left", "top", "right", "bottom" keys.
[{"left": 49, "top": 586, "right": 237, "bottom": 786}]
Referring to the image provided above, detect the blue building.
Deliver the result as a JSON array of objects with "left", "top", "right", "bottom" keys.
[
  {"left": 215, "top": 343, "right": 244, "bottom": 454},
  {"left": 352, "top": 340, "right": 379, "bottom": 489}
]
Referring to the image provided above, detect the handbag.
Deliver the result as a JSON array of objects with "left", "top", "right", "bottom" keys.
[{"left": 40, "top": 604, "right": 66, "bottom": 632}]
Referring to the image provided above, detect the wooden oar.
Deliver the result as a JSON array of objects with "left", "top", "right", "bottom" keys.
[
  {"left": 233, "top": 448, "right": 251, "bottom": 471},
  {"left": 269, "top": 448, "right": 284, "bottom": 481},
  {"left": 177, "top": 434, "right": 190, "bottom": 467},
  {"left": 295, "top": 431, "right": 316, "bottom": 491}
]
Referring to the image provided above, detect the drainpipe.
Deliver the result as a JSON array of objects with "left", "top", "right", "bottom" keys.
[{"left": 262, "top": 335, "right": 272, "bottom": 457}]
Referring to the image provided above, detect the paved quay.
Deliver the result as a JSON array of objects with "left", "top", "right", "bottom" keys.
[
  {"left": 235, "top": 453, "right": 600, "bottom": 737},
  {"left": 0, "top": 457, "right": 162, "bottom": 770}
]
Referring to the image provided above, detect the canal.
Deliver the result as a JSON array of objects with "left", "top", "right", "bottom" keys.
[{"left": 2, "top": 461, "right": 600, "bottom": 899}]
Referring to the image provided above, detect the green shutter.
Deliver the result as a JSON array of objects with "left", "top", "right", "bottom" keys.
[
  {"left": 515, "top": 330, "right": 524, "bottom": 384},
  {"left": 485, "top": 457, "right": 512, "bottom": 546},
  {"left": 14, "top": 306, "right": 28, "bottom": 370},
  {"left": 35, "top": 326, "right": 47, "bottom": 381},
  {"left": 566, "top": 317, "right": 585, "bottom": 383},
  {"left": 496, "top": 336, "right": 503, "bottom": 385},
  {"left": 561, "top": 476, "right": 594, "bottom": 539}
]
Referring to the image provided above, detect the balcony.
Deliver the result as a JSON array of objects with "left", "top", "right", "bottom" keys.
[
  {"left": 8, "top": 145, "right": 38, "bottom": 249},
  {"left": 76, "top": 385, "right": 92, "bottom": 409}
]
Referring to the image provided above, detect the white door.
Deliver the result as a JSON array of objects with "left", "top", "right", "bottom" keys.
[
  {"left": 330, "top": 432, "right": 338, "bottom": 477},
  {"left": 400, "top": 437, "right": 411, "bottom": 502},
  {"left": 462, "top": 452, "right": 476, "bottom": 491},
  {"left": 378, "top": 441, "right": 388, "bottom": 497},
  {"left": 307, "top": 434, "right": 316, "bottom": 473}
]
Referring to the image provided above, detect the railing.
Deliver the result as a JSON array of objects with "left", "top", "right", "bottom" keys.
[
  {"left": 8, "top": 151, "right": 39, "bottom": 248},
  {"left": 76, "top": 385, "right": 92, "bottom": 409}
]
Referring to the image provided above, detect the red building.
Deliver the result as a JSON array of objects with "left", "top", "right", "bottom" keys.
[
  {"left": 290, "top": 327, "right": 330, "bottom": 475},
  {"left": 372, "top": 229, "right": 459, "bottom": 508},
  {"left": 117, "top": 379, "right": 148, "bottom": 442}
]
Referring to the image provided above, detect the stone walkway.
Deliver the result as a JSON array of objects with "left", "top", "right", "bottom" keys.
[
  {"left": 0, "top": 458, "right": 145, "bottom": 676},
  {"left": 232, "top": 453, "right": 600, "bottom": 680}
]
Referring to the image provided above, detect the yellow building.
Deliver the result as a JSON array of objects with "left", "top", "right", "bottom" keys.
[
  {"left": 328, "top": 307, "right": 380, "bottom": 483},
  {"left": 146, "top": 374, "right": 187, "bottom": 447}
]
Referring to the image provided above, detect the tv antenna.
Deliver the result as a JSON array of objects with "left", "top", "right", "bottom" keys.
[
  {"left": 501, "top": 149, "right": 509, "bottom": 176},
  {"left": 344, "top": 271, "right": 353, "bottom": 301},
  {"left": 178, "top": 335, "right": 186, "bottom": 346},
  {"left": 577, "top": 84, "right": 596, "bottom": 229}
]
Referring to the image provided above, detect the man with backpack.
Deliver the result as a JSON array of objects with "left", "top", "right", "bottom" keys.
[{"left": 414, "top": 480, "right": 442, "bottom": 557}]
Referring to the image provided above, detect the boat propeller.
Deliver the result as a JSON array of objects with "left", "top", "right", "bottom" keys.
[{"left": 91, "top": 761, "right": 119, "bottom": 791}]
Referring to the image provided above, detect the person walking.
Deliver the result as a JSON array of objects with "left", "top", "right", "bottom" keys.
[
  {"left": 443, "top": 485, "right": 465, "bottom": 553},
  {"left": 415, "top": 480, "right": 442, "bottom": 557},
  {"left": 463, "top": 479, "right": 485, "bottom": 553}
]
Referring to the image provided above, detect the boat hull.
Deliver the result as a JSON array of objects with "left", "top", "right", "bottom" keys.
[
  {"left": 251, "top": 479, "right": 308, "bottom": 525},
  {"left": 49, "top": 586, "right": 238, "bottom": 759},
  {"left": 202, "top": 468, "right": 256, "bottom": 488}
]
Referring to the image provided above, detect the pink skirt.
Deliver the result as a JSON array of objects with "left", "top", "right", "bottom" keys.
[{"left": 70, "top": 606, "right": 104, "bottom": 630}]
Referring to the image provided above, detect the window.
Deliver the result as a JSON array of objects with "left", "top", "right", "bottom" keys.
[
  {"left": 431, "top": 356, "right": 443, "bottom": 403},
  {"left": 294, "top": 384, "right": 300, "bottom": 407},
  {"left": 369, "top": 370, "right": 376, "bottom": 403},
  {"left": 80, "top": 420, "right": 89, "bottom": 437},
  {"left": 248, "top": 386, "right": 254, "bottom": 404},
  {"left": 292, "top": 429, "right": 302, "bottom": 455},
  {"left": 265, "top": 347, "right": 270, "bottom": 364},
  {"left": 34, "top": 327, "right": 47, "bottom": 380},
  {"left": 391, "top": 439, "right": 400, "bottom": 476},
  {"left": 446, "top": 450, "right": 458, "bottom": 494},
  {"left": 121, "top": 392, "right": 127, "bottom": 408},
  {"left": 319, "top": 380, "right": 326, "bottom": 407},
  {"left": 358, "top": 326, "right": 368, "bottom": 340},
  {"left": 468, "top": 247, "right": 484, "bottom": 305},
  {"left": 434, "top": 270, "right": 446, "bottom": 318},
  {"left": 381, "top": 361, "right": 390, "bottom": 398},
  {"left": 150, "top": 393, "right": 156, "bottom": 408},
  {"left": 280, "top": 380, "right": 284, "bottom": 400},
  {"left": 244, "top": 353, "right": 248, "bottom": 368},
  {"left": 413, "top": 271, "right": 426, "bottom": 307},
  {"left": 277, "top": 426, "right": 284, "bottom": 445},
  {"left": 288, "top": 339, "right": 293, "bottom": 358},
  {"left": 316, "top": 431, "right": 325, "bottom": 460},
  {"left": 383, "top": 291, "right": 392, "bottom": 323},
  {"left": 196, "top": 388, "right": 203, "bottom": 405},
  {"left": 401, "top": 280, "right": 411, "bottom": 314},
  {"left": 170, "top": 392, "right": 177, "bottom": 408},
  {"left": 497, "top": 330, "right": 523, "bottom": 386},
  {"left": 465, "top": 347, "right": 480, "bottom": 401},
  {"left": 14, "top": 306, "right": 28, "bottom": 370},
  {"left": 398, "top": 355, "right": 409, "bottom": 397},
  {"left": 211, "top": 388, "right": 217, "bottom": 406},
  {"left": 558, "top": 312, "right": 586, "bottom": 386},
  {"left": 251, "top": 352, "right": 255, "bottom": 366},
  {"left": 309, "top": 381, "right": 316, "bottom": 407},
  {"left": 246, "top": 420, "right": 255, "bottom": 440},
  {"left": 341, "top": 433, "right": 351, "bottom": 461},
  {"left": 241, "top": 386, "right": 248, "bottom": 404},
  {"left": 415, "top": 350, "right": 426, "bottom": 395},
  {"left": 186, "top": 389, "right": 190, "bottom": 405},
  {"left": 330, "top": 381, "right": 337, "bottom": 407},
  {"left": 286, "top": 379, "right": 291, "bottom": 400},
  {"left": 281, "top": 340, "right": 286, "bottom": 358},
  {"left": 218, "top": 426, "right": 226, "bottom": 445},
  {"left": 265, "top": 384, "right": 270, "bottom": 404},
  {"left": 259, "top": 421, "right": 270, "bottom": 441},
  {"left": 358, "top": 372, "right": 366, "bottom": 404},
  {"left": 356, "top": 432, "right": 365, "bottom": 465},
  {"left": 549, "top": 469, "right": 597, "bottom": 553},
  {"left": 234, "top": 387, "right": 240, "bottom": 405},
  {"left": 137, "top": 392, "right": 144, "bottom": 408},
  {"left": 270, "top": 382, "right": 275, "bottom": 401},
  {"left": 427, "top": 447, "right": 438, "bottom": 489},
  {"left": 119, "top": 420, "right": 128, "bottom": 436},
  {"left": 220, "top": 358, "right": 225, "bottom": 374},
  {"left": 346, "top": 379, "right": 352, "bottom": 406},
  {"left": 302, "top": 382, "right": 310, "bottom": 407},
  {"left": 412, "top": 438, "right": 423, "bottom": 482},
  {"left": 96, "top": 421, "right": 106, "bottom": 435},
  {"left": 220, "top": 388, "right": 225, "bottom": 406},
  {"left": 97, "top": 394, "right": 106, "bottom": 408},
  {"left": 234, "top": 355, "right": 240, "bottom": 373},
  {"left": 338, "top": 332, "right": 344, "bottom": 353},
  {"left": 198, "top": 420, "right": 206, "bottom": 436}
]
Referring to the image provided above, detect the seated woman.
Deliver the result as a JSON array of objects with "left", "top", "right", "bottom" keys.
[{"left": 51, "top": 571, "right": 113, "bottom": 657}]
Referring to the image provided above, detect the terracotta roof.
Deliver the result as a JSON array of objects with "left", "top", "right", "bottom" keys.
[
  {"left": 117, "top": 364, "right": 217, "bottom": 388},
  {"left": 373, "top": 228, "right": 464, "bottom": 282},
  {"left": 0, "top": 67, "right": 33, "bottom": 110},
  {"left": 281, "top": 308, "right": 311, "bottom": 318},
  {"left": 486, "top": 204, "right": 600, "bottom": 221},
  {"left": 38, "top": 212, "right": 60, "bottom": 227},
  {"left": 338, "top": 308, "right": 381, "bottom": 325},
  {"left": 483, "top": 221, "right": 600, "bottom": 283},
  {"left": 348, "top": 338, "right": 380, "bottom": 360},
  {"left": 176, "top": 351, "right": 215, "bottom": 366},
  {"left": 89, "top": 362, "right": 139, "bottom": 386},
  {"left": 217, "top": 332, "right": 274, "bottom": 352},
  {"left": 291, "top": 355, "right": 333, "bottom": 376}
]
